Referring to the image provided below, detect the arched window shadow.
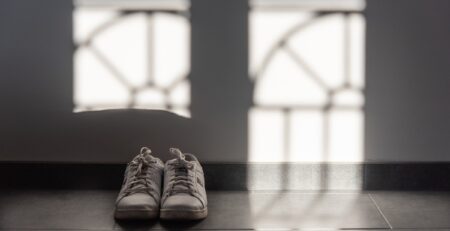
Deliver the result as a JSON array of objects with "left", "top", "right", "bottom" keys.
[
  {"left": 249, "top": 2, "right": 366, "bottom": 190},
  {"left": 73, "top": 2, "right": 191, "bottom": 117}
]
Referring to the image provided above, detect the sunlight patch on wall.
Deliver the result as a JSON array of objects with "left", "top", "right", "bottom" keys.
[
  {"left": 73, "top": 0, "right": 190, "bottom": 117},
  {"left": 249, "top": 2, "right": 366, "bottom": 162}
]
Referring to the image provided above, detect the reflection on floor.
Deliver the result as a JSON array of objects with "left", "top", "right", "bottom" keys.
[{"left": 1, "top": 190, "right": 450, "bottom": 230}]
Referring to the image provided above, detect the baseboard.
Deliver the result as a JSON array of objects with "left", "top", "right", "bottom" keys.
[{"left": 2, "top": 162, "right": 450, "bottom": 190}]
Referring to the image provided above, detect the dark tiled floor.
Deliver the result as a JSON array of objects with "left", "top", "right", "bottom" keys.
[
  {"left": 0, "top": 190, "right": 449, "bottom": 230},
  {"left": 370, "top": 192, "right": 450, "bottom": 229}
]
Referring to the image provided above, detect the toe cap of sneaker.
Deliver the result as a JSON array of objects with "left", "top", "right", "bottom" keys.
[
  {"left": 162, "top": 194, "right": 204, "bottom": 211},
  {"left": 116, "top": 193, "right": 158, "bottom": 211}
]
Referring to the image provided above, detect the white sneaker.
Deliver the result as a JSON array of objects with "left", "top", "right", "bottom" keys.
[
  {"left": 114, "top": 147, "right": 164, "bottom": 219},
  {"left": 160, "top": 148, "right": 208, "bottom": 220}
]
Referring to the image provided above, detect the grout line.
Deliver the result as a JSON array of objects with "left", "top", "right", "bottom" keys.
[{"left": 369, "top": 193, "right": 393, "bottom": 229}]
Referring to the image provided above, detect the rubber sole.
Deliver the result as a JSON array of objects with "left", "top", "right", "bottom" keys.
[
  {"left": 160, "top": 208, "right": 208, "bottom": 220},
  {"left": 114, "top": 209, "right": 159, "bottom": 220}
]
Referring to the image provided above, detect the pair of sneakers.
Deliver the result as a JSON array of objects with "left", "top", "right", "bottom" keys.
[{"left": 114, "top": 147, "right": 207, "bottom": 220}]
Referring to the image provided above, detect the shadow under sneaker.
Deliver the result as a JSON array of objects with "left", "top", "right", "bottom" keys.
[
  {"left": 160, "top": 148, "right": 208, "bottom": 220},
  {"left": 114, "top": 147, "right": 164, "bottom": 220}
]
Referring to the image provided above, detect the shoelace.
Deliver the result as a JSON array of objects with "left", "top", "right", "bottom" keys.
[
  {"left": 123, "top": 147, "right": 156, "bottom": 196},
  {"left": 167, "top": 148, "right": 195, "bottom": 195}
]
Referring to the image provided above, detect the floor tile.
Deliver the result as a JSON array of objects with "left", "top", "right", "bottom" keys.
[
  {"left": 391, "top": 230, "right": 450, "bottom": 231},
  {"left": 115, "top": 191, "right": 388, "bottom": 230},
  {"left": 370, "top": 191, "right": 450, "bottom": 228},
  {"left": 0, "top": 190, "right": 117, "bottom": 230},
  {"left": 0, "top": 230, "right": 114, "bottom": 231}
]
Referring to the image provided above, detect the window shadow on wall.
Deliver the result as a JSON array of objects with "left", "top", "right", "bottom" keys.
[{"left": 0, "top": 0, "right": 251, "bottom": 164}]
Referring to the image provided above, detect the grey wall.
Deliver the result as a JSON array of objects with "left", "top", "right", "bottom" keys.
[
  {"left": 1, "top": 0, "right": 450, "bottom": 163},
  {"left": 365, "top": 0, "right": 450, "bottom": 162}
]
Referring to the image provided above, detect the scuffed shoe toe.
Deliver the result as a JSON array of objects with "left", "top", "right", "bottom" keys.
[
  {"left": 162, "top": 193, "right": 204, "bottom": 211},
  {"left": 115, "top": 193, "right": 159, "bottom": 219}
]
